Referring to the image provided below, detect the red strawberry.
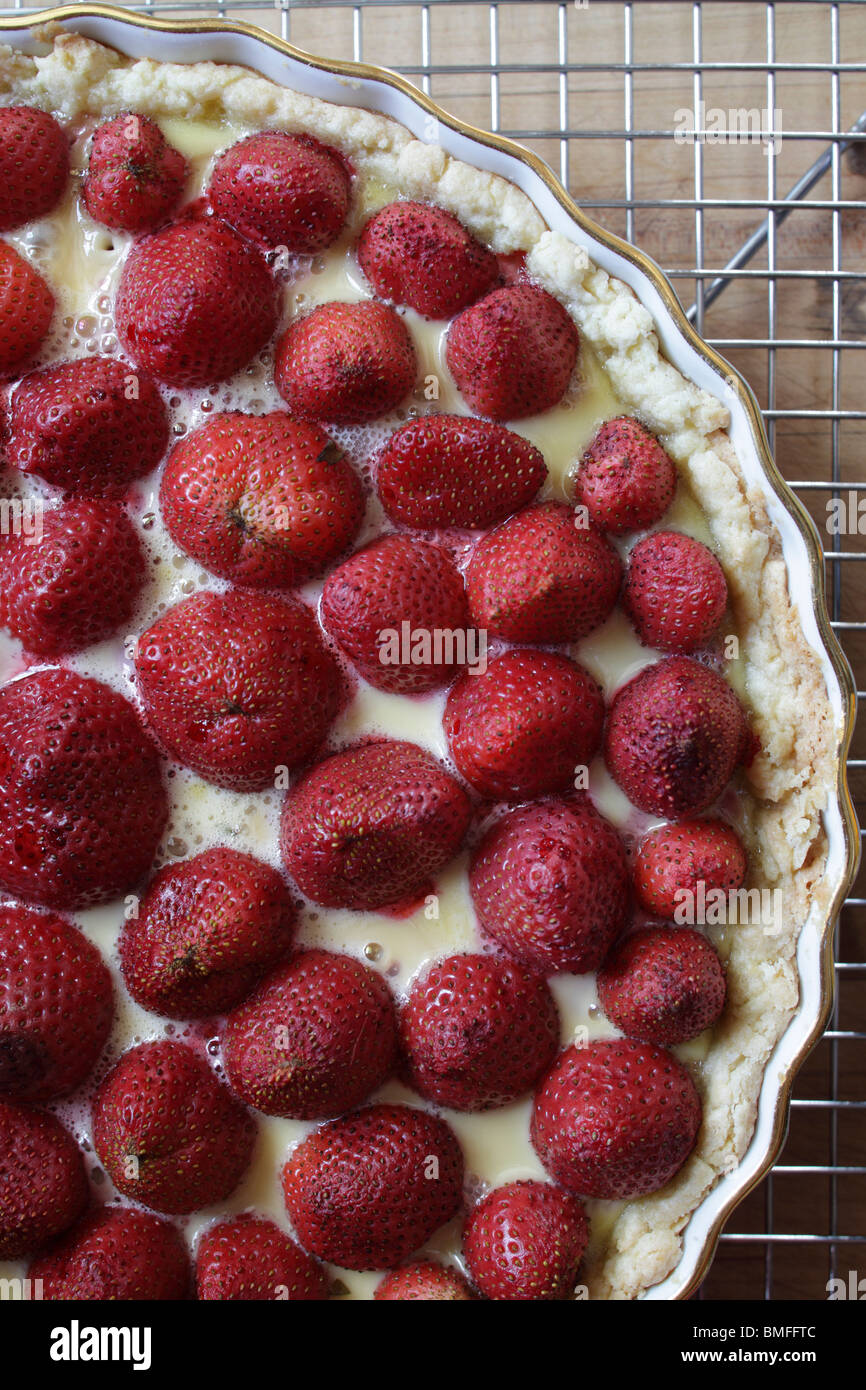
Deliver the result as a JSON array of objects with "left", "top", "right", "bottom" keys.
[
  {"left": 160, "top": 411, "right": 364, "bottom": 589},
  {"left": 623, "top": 530, "right": 728, "bottom": 652},
  {"left": 135, "top": 589, "right": 341, "bottom": 792},
  {"left": 224, "top": 948, "right": 397, "bottom": 1119},
  {"left": 598, "top": 925, "right": 726, "bottom": 1046},
  {"left": 7, "top": 355, "right": 169, "bottom": 497},
  {"left": 92, "top": 1040, "right": 256, "bottom": 1215},
  {"left": 116, "top": 215, "right": 279, "bottom": 387},
  {"left": 531, "top": 1039, "right": 702, "bottom": 1199},
  {"left": 446, "top": 283, "right": 578, "bottom": 420},
  {"left": 467, "top": 502, "right": 622, "bottom": 644},
  {"left": 0, "top": 904, "right": 113, "bottom": 1102},
  {"left": 357, "top": 201, "right": 499, "bottom": 319},
  {"left": 374, "top": 1260, "right": 475, "bottom": 1300},
  {"left": 399, "top": 953, "right": 559, "bottom": 1111},
  {"left": 376, "top": 414, "right": 547, "bottom": 529},
  {"left": 463, "top": 1180, "right": 588, "bottom": 1301},
  {"left": 0, "top": 107, "right": 68, "bottom": 232},
  {"left": 282, "top": 1102, "right": 464, "bottom": 1269},
  {"left": 0, "top": 1101, "right": 88, "bottom": 1259},
  {"left": 119, "top": 848, "right": 297, "bottom": 1019},
  {"left": 443, "top": 649, "right": 604, "bottom": 801},
  {"left": 634, "top": 817, "right": 748, "bottom": 920},
  {"left": 604, "top": 657, "right": 752, "bottom": 818},
  {"left": 497, "top": 251, "right": 528, "bottom": 285},
  {"left": 274, "top": 299, "right": 416, "bottom": 424},
  {"left": 196, "top": 1214, "right": 329, "bottom": 1301},
  {"left": 469, "top": 796, "right": 630, "bottom": 974},
  {"left": 29, "top": 1206, "right": 191, "bottom": 1300},
  {"left": 575, "top": 416, "right": 677, "bottom": 534},
  {"left": 0, "top": 669, "right": 167, "bottom": 910},
  {"left": 281, "top": 739, "right": 471, "bottom": 911},
  {"left": 0, "top": 499, "right": 146, "bottom": 657},
  {"left": 209, "top": 131, "right": 350, "bottom": 253},
  {"left": 321, "top": 533, "right": 471, "bottom": 694},
  {"left": 0, "top": 241, "right": 54, "bottom": 377},
  {"left": 84, "top": 112, "right": 188, "bottom": 234}
]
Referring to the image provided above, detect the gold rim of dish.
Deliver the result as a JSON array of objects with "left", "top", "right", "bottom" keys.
[{"left": 0, "top": 2, "right": 859, "bottom": 1301}]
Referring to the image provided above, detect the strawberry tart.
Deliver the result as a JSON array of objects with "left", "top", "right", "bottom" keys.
[{"left": 0, "top": 28, "right": 838, "bottom": 1301}]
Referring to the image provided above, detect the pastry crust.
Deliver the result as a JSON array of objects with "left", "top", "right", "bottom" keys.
[{"left": 0, "top": 29, "right": 838, "bottom": 1301}]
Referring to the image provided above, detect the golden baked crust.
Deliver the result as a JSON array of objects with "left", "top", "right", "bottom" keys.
[{"left": 0, "top": 29, "right": 838, "bottom": 1300}]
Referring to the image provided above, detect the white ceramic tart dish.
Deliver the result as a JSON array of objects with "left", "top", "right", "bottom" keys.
[{"left": 0, "top": 7, "right": 858, "bottom": 1303}]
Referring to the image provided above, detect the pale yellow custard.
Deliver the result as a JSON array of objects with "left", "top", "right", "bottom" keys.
[{"left": 0, "top": 30, "right": 837, "bottom": 1302}]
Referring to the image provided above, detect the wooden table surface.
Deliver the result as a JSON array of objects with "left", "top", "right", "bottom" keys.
[
  {"left": 260, "top": 0, "right": 866, "bottom": 1300},
  {"left": 57, "top": 0, "right": 866, "bottom": 1299}
]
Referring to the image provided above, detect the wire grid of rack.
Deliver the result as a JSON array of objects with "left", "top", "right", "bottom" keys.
[{"left": 4, "top": 0, "right": 863, "bottom": 1300}]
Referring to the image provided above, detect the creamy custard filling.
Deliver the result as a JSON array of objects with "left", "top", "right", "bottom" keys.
[{"left": 0, "top": 110, "right": 743, "bottom": 1300}]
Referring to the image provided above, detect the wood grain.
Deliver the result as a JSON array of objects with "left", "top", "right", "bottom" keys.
[
  {"left": 263, "top": 0, "right": 866, "bottom": 1299},
  {"left": 128, "top": 0, "right": 866, "bottom": 1299}
]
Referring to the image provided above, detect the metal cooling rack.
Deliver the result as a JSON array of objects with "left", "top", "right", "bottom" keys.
[{"left": 3, "top": 0, "right": 862, "bottom": 1301}]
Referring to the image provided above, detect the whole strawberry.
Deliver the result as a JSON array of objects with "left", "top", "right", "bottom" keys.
[
  {"left": 634, "top": 817, "right": 748, "bottom": 920},
  {"left": 321, "top": 533, "right": 471, "bottom": 694},
  {"left": 467, "top": 501, "right": 622, "bottom": 644},
  {"left": 0, "top": 669, "right": 167, "bottom": 910},
  {"left": 463, "top": 1180, "right": 588, "bottom": 1301},
  {"left": 446, "top": 282, "right": 578, "bottom": 419},
  {"left": 531, "top": 1039, "right": 702, "bottom": 1199},
  {"left": 160, "top": 411, "right": 363, "bottom": 589},
  {"left": 29, "top": 1206, "right": 191, "bottom": 1300},
  {"left": 598, "top": 925, "right": 726, "bottom": 1046},
  {"left": 120, "top": 848, "right": 297, "bottom": 1019},
  {"left": 376, "top": 414, "right": 547, "bottom": 529},
  {"left": 0, "top": 499, "right": 146, "bottom": 657},
  {"left": 374, "top": 1260, "right": 476, "bottom": 1300},
  {"left": 358, "top": 201, "right": 499, "bottom": 318},
  {"left": 84, "top": 112, "right": 188, "bottom": 234},
  {"left": 135, "top": 589, "right": 341, "bottom": 792},
  {"left": 274, "top": 299, "right": 416, "bottom": 424},
  {"left": 0, "top": 904, "right": 113, "bottom": 1101},
  {"left": 282, "top": 1103, "right": 464, "bottom": 1269},
  {"left": 0, "top": 1101, "right": 88, "bottom": 1259},
  {"left": 400, "top": 953, "right": 559, "bottom": 1111},
  {"left": 443, "top": 649, "right": 604, "bottom": 801},
  {"left": 604, "top": 657, "right": 752, "bottom": 818},
  {"left": 623, "top": 530, "right": 728, "bottom": 652},
  {"left": 92, "top": 1040, "right": 256, "bottom": 1215},
  {"left": 196, "top": 1214, "right": 329, "bottom": 1301},
  {"left": 470, "top": 796, "right": 630, "bottom": 974},
  {"left": 575, "top": 416, "right": 677, "bottom": 534},
  {"left": 209, "top": 131, "right": 350, "bottom": 253},
  {"left": 224, "top": 948, "right": 397, "bottom": 1119},
  {"left": 0, "top": 106, "right": 68, "bottom": 232},
  {"left": 116, "top": 215, "right": 279, "bottom": 386},
  {"left": 0, "top": 241, "right": 54, "bottom": 377},
  {"left": 7, "top": 355, "right": 169, "bottom": 497},
  {"left": 281, "top": 739, "right": 471, "bottom": 910}
]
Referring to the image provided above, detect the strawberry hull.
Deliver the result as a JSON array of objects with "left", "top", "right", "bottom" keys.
[
  {"left": 0, "top": 669, "right": 168, "bottom": 911},
  {"left": 116, "top": 217, "right": 280, "bottom": 388},
  {"left": 135, "top": 589, "right": 342, "bottom": 792}
]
